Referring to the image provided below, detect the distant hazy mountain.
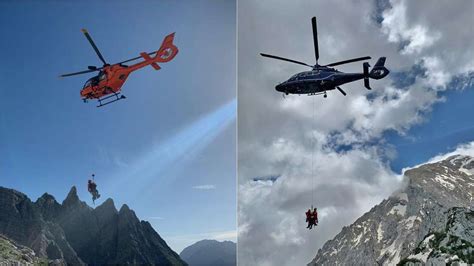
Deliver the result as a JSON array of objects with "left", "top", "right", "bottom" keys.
[
  {"left": 0, "top": 186, "right": 186, "bottom": 265},
  {"left": 180, "top": 239, "right": 236, "bottom": 266},
  {"left": 309, "top": 155, "right": 474, "bottom": 265}
]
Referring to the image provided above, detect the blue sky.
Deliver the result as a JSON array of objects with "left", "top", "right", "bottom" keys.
[
  {"left": 387, "top": 83, "right": 474, "bottom": 172},
  {"left": 0, "top": 0, "right": 236, "bottom": 252}
]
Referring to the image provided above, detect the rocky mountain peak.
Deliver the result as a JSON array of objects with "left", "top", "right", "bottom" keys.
[
  {"left": 309, "top": 154, "right": 474, "bottom": 265},
  {"left": 405, "top": 155, "right": 474, "bottom": 207},
  {"left": 35, "top": 193, "right": 58, "bottom": 209},
  {"left": 35, "top": 193, "right": 61, "bottom": 221},
  {"left": 119, "top": 203, "right": 130, "bottom": 213},
  {"left": 62, "top": 186, "right": 80, "bottom": 206},
  {"left": 117, "top": 204, "right": 141, "bottom": 231},
  {"left": 118, "top": 204, "right": 138, "bottom": 220},
  {"left": 93, "top": 198, "right": 118, "bottom": 225},
  {"left": 97, "top": 198, "right": 116, "bottom": 211},
  {"left": 37, "top": 192, "right": 55, "bottom": 202}
]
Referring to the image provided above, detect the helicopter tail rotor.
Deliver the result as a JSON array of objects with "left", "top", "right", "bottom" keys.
[{"left": 369, "top": 57, "right": 389, "bottom": 80}]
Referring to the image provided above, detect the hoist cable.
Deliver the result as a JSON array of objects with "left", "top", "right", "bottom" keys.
[{"left": 311, "top": 95, "right": 315, "bottom": 208}]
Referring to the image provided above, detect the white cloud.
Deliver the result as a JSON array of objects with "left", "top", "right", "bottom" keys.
[
  {"left": 421, "top": 56, "right": 451, "bottom": 89},
  {"left": 192, "top": 184, "right": 216, "bottom": 190},
  {"left": 381, "top": 0, "right": 441, "bottom": 55}
]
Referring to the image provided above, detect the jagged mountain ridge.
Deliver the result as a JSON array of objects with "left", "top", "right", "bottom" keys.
[
  {"left": 180, "top": 239, "right": 236, "bottom": 266},
  {"left": 309, "top": 155, "right": 474, "bottom": 265},
  {"left": 0, "top": 186, "right": 186, "bottom": 265}
]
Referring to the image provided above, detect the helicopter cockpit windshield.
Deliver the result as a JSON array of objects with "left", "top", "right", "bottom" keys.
[
  {"left": 288, "top": 73, "right": 299, "bottom": 82},
  {"left": 83, "top": 72, "right": 107, "bottom": 88}
]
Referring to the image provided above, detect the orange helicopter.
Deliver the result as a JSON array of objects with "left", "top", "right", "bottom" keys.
[{"left": 60, "top": 29, "right": 178, "bottom": 107}]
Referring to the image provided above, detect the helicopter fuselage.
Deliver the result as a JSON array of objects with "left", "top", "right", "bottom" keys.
[
  {"left": 80, "top": 65, "right": 131, "bottom": 100},
  {"left": 276, "top": 68, "right": 365, "bottom": 95}
]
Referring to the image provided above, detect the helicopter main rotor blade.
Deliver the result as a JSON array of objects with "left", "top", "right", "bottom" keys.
[
  {"left": 325, "top": 56, "right": 372, "bottom": 67},
  {"left": 81, "top": 29, "right": 107, "bottom": 65},
  {"left": 260, "top": 53, "right": 312, "bottom": 67},
  {"left": 59, "top": 68, "right": 101, "bottom": 78},
  {"left": 312, "top": 17, "right": 319, "bottom": 64}
]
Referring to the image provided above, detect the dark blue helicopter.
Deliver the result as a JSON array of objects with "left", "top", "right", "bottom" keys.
[{"left": 261, "top": 17, "right": 389, "bottom": 97}]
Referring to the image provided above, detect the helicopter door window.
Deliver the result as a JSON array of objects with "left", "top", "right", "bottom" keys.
[{"left": 99, "top": 73, "right": 106, "bottom": 81}]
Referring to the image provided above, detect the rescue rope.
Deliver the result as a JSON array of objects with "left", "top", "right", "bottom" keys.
[{"left": 311, "top": 95, "right": 315, "bottom": 208}]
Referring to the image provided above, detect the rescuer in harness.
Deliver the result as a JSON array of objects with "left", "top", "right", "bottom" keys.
[
  {"left": 306, "top": 207, "right": 318, "bottom": 229},
  {"left": 87, "top": 174, "right": 101, "bottom": 203},
  {"left": 306, "top": 208, "right": 313, "bottom": 229}
]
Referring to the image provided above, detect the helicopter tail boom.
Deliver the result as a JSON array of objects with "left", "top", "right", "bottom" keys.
[
  {"left": 127, "top": 33, "right": 179, "bottom": 72},
  {"left": 140, "top": 52, "right": 161, "bottom": 70}
]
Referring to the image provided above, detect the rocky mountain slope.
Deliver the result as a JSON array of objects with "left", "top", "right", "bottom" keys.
[
  {"left": 0, "top": 234, "right": 48, "bottom": 265},
  {"left": 0, "top": 186, "right": 186, "bottom": 265},
  {"left": 402, "top": 207, "right": 473, "bottom": 264},
  {"left": 180, "top": 239, "right": 236, "bottom": 266},
  {"left": 309, "top": 155, "right": 474, "bottom": 265}
]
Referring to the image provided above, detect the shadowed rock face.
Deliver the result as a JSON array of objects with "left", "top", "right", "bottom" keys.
[
  {"left": 180, "top": 239, "right": 236, "bottom": 266},
  {"left": 309, "top": 155, "right": 474, "bottom": 265},
  {"left": 0, "top": 187, "right": 82, "bottom": 264},
  {"left": 0, "top": 186, "right": 186, "bottom": 265}
]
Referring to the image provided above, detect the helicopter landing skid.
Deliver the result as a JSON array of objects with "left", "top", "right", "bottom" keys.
[
  {"left": 97, "top": 93, "right": 126, "bottom": 107},
  {"left": 307, "top": 91, "right": 327, "bottom": 98}
]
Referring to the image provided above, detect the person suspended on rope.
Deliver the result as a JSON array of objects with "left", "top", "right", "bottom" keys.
[
  {"left": 87, "top": 175, "right": 100, "bottom": 202},
  {"left": 306, "top": 208, "right": 313, "bottom": 229},
  {"left": 312, "top": 207, "right": 318, "bottom": 226},
  {"left": 305, "top": 207, "right": 319, "bottom": 229}
]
